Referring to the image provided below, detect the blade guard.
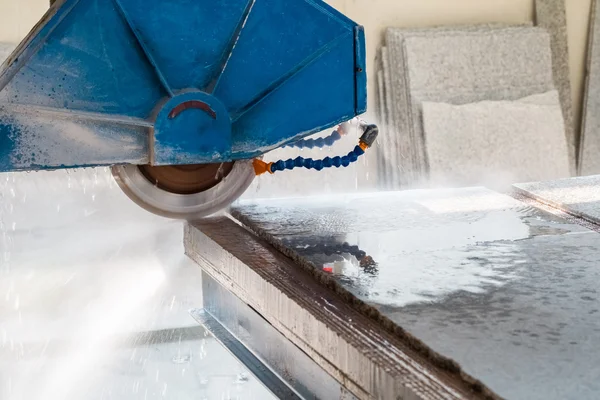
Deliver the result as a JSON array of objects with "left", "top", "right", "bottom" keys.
[{"left": 0, "top": 0, "right": 367, "bottom": 172}]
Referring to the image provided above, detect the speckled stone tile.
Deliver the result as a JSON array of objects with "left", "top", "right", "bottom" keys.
[
  {"left": 232, "top": 188, "right": 600, "bottom": 400},
  {"left": 579, "top": 0, "right": 600, "bottom": 175},
  {"left": 376, "top": 69, "right": 387, "bottom": 188},
  {"left": 536, "top": 0, "right": 575, "bottom": 171},
  {"left": 385, "top": 26, "right": 497, "bottom": 186},
  {"left": 376, "top": 69, "right": 387, "bottom": 131},
  {"left": 403, "top": 28, "right": 553, "bottom": 96},
  {"left": 384, "top": 26, "right": 502, "bottom": 187},
  {"left": 377, "top": 47, "right": 395, "bottom": 190},
  {"left": 403, "top": 28, "right": 556, "bottom": 185},
  {"left": 422, "top": 90, "right": 570, "bottom": 190},
  {"left": 380, "top": 46, "right": 397, "bottom": 189},
  {"left": 384, "top": 30, "right": 413, "bottom": 188},
  {"left": 515, "top": 175, "right": 600, "bottom": 223},
  {"left": 383, "top": 25, "right": 553, "bottom": 188}
]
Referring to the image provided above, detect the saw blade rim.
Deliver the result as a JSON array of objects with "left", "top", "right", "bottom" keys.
[{"left": 111, "top": 160, "right": 254, "bottom": 220}]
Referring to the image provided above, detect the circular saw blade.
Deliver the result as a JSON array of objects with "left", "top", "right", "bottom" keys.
[{"left": 111, "top": 160, "right": 255, "bottom": 220}]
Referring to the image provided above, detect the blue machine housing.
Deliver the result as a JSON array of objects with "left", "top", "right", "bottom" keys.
[{"left": 0, "top": 0, "right": 367, "bottom": 172}]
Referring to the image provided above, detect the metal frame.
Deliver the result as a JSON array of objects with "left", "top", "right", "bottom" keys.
[
  {"left": 193, "top": 270, "right": 358, "bottom": 400},
  {"left": 191, "top": 307, "right": 302, "bottom": 400}
]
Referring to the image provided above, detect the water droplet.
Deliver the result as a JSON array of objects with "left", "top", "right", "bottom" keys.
[
  {"left": 132, "top": 379, "right": 140, "bottom": 393},
  {"left": 171, "top": 354, "right": 191, "bottom": 364},
  {"left": 235, "top": 372, "right": 249, "bottom": 384}
]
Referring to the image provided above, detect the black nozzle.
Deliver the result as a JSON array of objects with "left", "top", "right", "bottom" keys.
[{"left": 359, "top": 124, "right": 379, "bottom": 147}]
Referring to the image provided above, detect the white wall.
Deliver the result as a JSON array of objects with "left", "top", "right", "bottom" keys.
[{"left": 0, "top": 0, "right": 48, "bottom": 43}]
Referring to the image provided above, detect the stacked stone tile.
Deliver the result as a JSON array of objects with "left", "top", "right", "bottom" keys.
[
  {"left": 580, "top": 0, "right": 600, "bottom": 176},
  {"left": 376, "top": 21, "right": 572, "bottom": 190}
]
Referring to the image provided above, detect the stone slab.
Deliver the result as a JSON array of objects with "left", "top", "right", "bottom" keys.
[
  {"left": 185, "top": 217, "right": 497, "bottom": 400},
  {"left": 231, "top": 187, "right": 600, "bottom": 400},
  {"left": 422, "top": 91, "right": 570, "bottom": 190},
  {"left": 536, "top": 0, "right": 575, "bottom": 172},
  {"left": 379, "top": 46, "right": 400, "bottom": 190},
  {"left": 403, "top": 28, "right": 556, "bottom": 184},
  {"left": 376, "top": 46, "right": 391, "bottom": 189},
  {"left": 403, "top": 28, "right": 554, "bottom": 96},
  {"left": 376, "top": 68, "right": 388, "bottom": 188},
  {"left": 579, "top": 0, "right": 600, "bottom": 175},
  {"left": 383, "top": 34, "right": 411, "bottom": 188},
  {"left": 514, "top": 174, "right": 600, "bottom": 224},
  {"left": 384, "top": 25, "right": 554, "bottom": 188}
]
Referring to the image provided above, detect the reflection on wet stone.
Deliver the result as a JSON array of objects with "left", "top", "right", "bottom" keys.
[{"left": 232, "top": 187, "right": 600, "bottom": 400}]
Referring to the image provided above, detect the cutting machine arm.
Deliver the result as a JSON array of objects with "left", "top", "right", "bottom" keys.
[{"left": 0, "top": 0, "right": 369, "bottom": 219}]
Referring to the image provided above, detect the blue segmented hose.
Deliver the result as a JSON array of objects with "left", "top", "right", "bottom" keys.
[
  {"left": 282, "top": 130, "right": 342, "bottom": 149},
  {"left": 252, "top": 124, "right": 379, "bottom": 176},
  {"left": 270, "top": 145, "right": 365, "bottom": 172}
]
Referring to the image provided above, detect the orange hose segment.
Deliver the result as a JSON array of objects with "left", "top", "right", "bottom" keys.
[{"left": 253, "top": 159, "right": 273, "bottom": 175}]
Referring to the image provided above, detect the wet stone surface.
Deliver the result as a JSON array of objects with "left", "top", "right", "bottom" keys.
[
  {"left": 515, "top": 174, "right": 600, "bottom": 224},
  {"left": 232, "top": 187, "right": 600, "bottom": 400}
]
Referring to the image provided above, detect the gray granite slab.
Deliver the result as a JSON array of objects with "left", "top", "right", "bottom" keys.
[
  {"left": 579, "top": 0, "right": 600, "bottom": 175},
  {"left": 384, "top": 26, "right": 555, "bottom": 188},
  {"left": 381, "top": 47, "right": 394, "bottom": 133},
  {"left": 376, "top": 69, "right": 388, "bottom": 188},
  {"left": 403, "top": 28, "right": 553, "bottom": 95},
  {"left": 377, "top": 47, "right": 394, "bottom": 190},
  {"left": 514, "top": 174, "right": 600, "bottom": 223},
  {"left": 232, "top": 188, "right": 600, "bottom": 400},
  {"left": 385, "top": 26, "right": 516, "bottom": 186},
  {"left": 381, "top": 45, "right": 403, "bottom": 190},
  {"left": 403, "top": 28, "right": 556, "bottom": 184},
  {"left": 536, "top": 0, "right": 575, "bottom": 172},
  {"left": 386, "top": 26, "right": 487, "bottom": 188},
  {"left": 376, "top": 67, "right": 396, "bottom": 191},
  {"left": 422, "top": 91, "right": 570, "bottom": 190},
  {"left": 384, "top": 31, "right": 412, "bottom": 188},
  {"left": 377, "top": 69, "right": 387, "bottom": 130}
]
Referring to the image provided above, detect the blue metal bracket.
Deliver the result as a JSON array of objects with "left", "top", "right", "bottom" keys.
[
  {"left": 0, "top": 0, "right": 368, "bottom": 172},
  {"left": 153, "top": 91, "right": 232, "bottom": 165},
  {"left": 354, "top": 26, "right": 368, "bottom": 115}
]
